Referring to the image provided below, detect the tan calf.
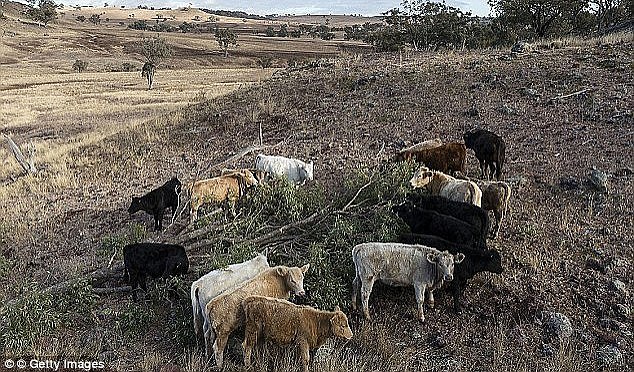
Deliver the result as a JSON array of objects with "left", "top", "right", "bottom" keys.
[
  {"left": 205, "top": 265, "right": 310, "bottom": 368},
  {"left": 189, "top": 169, "right": 258, "bottom": 222},
  {"left": 410, "top": 166, "right": 482, "bottom": 207},
  {"left": 242, "top": 296, "right": 353, "bottom": 372},
  {"left": 479, "top": 181, "right": 511, "bottom": 237}
]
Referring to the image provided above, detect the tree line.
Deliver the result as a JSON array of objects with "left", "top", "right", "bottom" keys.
[{"left": 347, "top": 0, "right": 633, "bottom": 51}]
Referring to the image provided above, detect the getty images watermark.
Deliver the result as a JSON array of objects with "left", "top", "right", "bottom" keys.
[{"left": 4, "top": 358, "right": 106, "bottom": 371}]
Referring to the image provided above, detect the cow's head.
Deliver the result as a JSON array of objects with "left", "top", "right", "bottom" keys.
[
  {"left": 302, "top": 161, "right": 314, "bottom": 182},
  {"left": 463, "top": 129, "right": 479, "bottom": 147},
  {"left": 238, "top": 169, "right": 259, "bottom": 187},
  {"left": 484, "top": 249, "right": 503, "bottom": 274},
  {"left": 426, "top": 250, "right": 464, "bottom": 282},
  {"left": 391, "top": 202, "right": 415, "bottom": 221},
  {"left": 330, "top": 306, "right": 353, "bottom": 340},
  {"left": 128, "top": 197, "right": 143, "bottom": 214},
  {"left": 410, "top": 166, "right": 434, "bottom": 189},
  {"left": 277, "top": 264, "right": 310, "bottom": 296},
  {"left": 169, "top": 177, "right": 182, "bottom": 194}
]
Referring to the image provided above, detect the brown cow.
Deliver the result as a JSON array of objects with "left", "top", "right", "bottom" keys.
[
  {"left": 242, "top": 295, "right": 353, "bottom": 372},
  {"left": 205, "top": 265, "right": 310, "bottom": 368},
  {"left": 396, "top": 142, "right": 466, "bottom": 175},
  {"left": 188, "top": 169, "right": 258, "bottom": 222}
]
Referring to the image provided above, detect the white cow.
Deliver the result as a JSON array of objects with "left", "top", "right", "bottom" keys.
[
  {"left": 255, "top": 154, "right": 314, "bottom": 185},
  {"left": 191, "top": 254, "right": 269, "bottom": 345},
  {"left": 351, "top": 242, "right": 464, "bottom": 322}
]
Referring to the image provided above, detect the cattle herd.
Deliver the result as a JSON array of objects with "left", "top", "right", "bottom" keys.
[{"left": 123, "top": 128, "right": 510, "bottom": 370}]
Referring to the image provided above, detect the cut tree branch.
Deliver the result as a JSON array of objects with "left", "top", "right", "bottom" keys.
[
  {"left": 3, "top": 134, "right": 37, "bottom": 174},
  {"left": 550, "top": 88, "right": 592, "bottom": 102}
]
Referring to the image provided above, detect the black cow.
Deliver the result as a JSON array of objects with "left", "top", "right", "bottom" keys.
[
  {"left": 393, "top": 203, "right": 487, "bottom": 249},
  {"left": 128, "top": 177, "right": 181, "bottom": 231},
  {"left": 463, "top": 129, "right": 506, "bottom": 180},
  {"left": 398, "top": 232, "right": 503, "bottom": 312},
  {"left": 406, "top": 194, "right": 489, "bottom": 239},
  {"left": 123, "top": 243, "right": 189, "bottom": 301}
]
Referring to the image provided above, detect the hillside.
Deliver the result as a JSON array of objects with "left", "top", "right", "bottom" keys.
[{"left": 0, "top": 14, "right": 633, "bottom": 372}]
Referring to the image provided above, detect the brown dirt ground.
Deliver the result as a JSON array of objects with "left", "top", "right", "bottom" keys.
[{"left": 1, "top": 31, "right": 633, "bottom": 371}]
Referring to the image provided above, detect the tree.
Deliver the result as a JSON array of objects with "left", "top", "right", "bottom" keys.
[
  {"left": 89, "top": 14, "right": 100, "bottom": 25},
  {"left": 590, "top": 0, "right": 632, "bottom": 32},
  {"left": 138, "top": 36, "right": 172, "bottom": 89},
  {"left": 214, "top": 27, "right": 237, "bottom": 58},
  {"left": 488, "top": 0, "right": 588, "bottom": 38},
  {"left": 73, "top": 59, "right": 88, "bottom": 72},
  {"left": 27, "top": 0, "right": 58, "bottom": 27}
]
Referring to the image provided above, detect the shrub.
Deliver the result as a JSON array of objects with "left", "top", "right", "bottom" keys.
[
  {"left": 0, "top": 280, "right": 97, "bottom": 355},
  {"left": 72, "top": 59, "right": 88, "bottom": 72},
  {"left": 121, "top": 62, "right": 136, "bottom": 72},
  {"left": 99, "top": 223, "right": 147, "bottom": 260},
  {"left": 76, "top": 15, "right": 85, "bottom": 22},
  {"left": 256, "top": 56, "right": 274, "bottom": 68}
]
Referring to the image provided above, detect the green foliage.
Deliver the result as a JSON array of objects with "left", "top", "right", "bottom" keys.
[
  {"left": 139, "top": 35, "right": 173, "bottom": 65},
  {"left": 0, "top": 280, "right": 98, "bottom": 355},
  {"left": 214, "top": 27, "right": 238, "bottom": 57},
  {"left": 89, "top": 13, "right": 100, "bottom": 25},
  {"left": 121, "top": 61, "right": 136, "bottom": 72},
  {"left": 72, "top": 59, "right": 88, "bottom": 72},
  {"left": 128, "top": 19, "right": 148, "bottom": 30},
  {"left": 99, "top": 223, "right": 147, "bottom": 259},
  {"left": 27, "top": 0, "right": 57, "bottom": 26},
  {"left": 116, "top": 304, "right": 154, "bottom": 338}
]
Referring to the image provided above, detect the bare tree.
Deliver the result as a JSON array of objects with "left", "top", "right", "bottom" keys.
[{"left": 138, "top": 35, "right": 172, "bottom": 90}]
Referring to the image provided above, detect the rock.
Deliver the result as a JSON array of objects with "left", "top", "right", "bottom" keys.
[
  {"left": 521, "top": 87, "right": 539, "bottom": 97},
  {"left": 427, "top": 331, "right": 447, "bottom": 349},
  {"left": 559, "top": 176, "right": 581, "bottom": 190},
  {"left": 615, "top": 304, "right": 629, "bottom": 318},
  {"left": 609, "top": 279, "right": 627, "bottom": 295},
  {"left": 507, "top": 175, "right": 528, "bottom": 189},
  {"left": 589, "top": 167, "right": 609, "bottom": 193},
  {"left": 465, "top": 107, "right": 479, "bottom": 117},
  {"left": 586, "top": 258, "right": 606, "bottom": 273},
  {"left": 511, "top": 41, "right": 533, "bottom": 53},
  {"left": 498, "top": 103, "right": 517, "bottom": 115},
  {"left": 541, "top": 311, "right": 573, "bottom": 343},
  {"left": 597, "top": 345, "right": 623, "bottom": 368},
  {"left": 613, "top": 167, "right": 633, "bottom": 177}
]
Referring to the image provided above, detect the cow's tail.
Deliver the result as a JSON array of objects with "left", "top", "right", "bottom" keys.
[
  {"left": 193, "top": 287, "right": 203, "bottom": 338},
  {"left": 468, "top": 181, "right": 481, "bottom": 207},
  {"left": 497, "top": 143, "right": 506, "bottom": 179}
]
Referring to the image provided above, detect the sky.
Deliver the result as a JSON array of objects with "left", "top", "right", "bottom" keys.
[{"left": 54, "top": 0, "right": 492, "bottom": 17}]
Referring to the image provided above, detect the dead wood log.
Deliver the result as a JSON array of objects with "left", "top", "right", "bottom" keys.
[
  {"left": 206, "top": 141, "right": 284, "bottom": 173},
  {"left": 92, "top": 286, "right": 132, "bottom": 295},
  {"left": 550, "top": 88, "right": 592, "bottom": 102},
  {"left": 3, "top": 134, "right": 37, "bottom": 174},
  {"left": 4, "top": 264, "right": 124, "bottom": 309}
]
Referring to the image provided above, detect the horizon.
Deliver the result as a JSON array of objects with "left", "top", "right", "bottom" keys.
[{"left": 12, "top": 0, "right": 492, "bottom": 17}]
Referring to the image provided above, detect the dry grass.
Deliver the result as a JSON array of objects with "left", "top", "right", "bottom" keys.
[{"left": 532, "top": 31, "right": 634, "bottom": 49}]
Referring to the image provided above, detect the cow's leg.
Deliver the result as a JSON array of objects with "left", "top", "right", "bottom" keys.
[
  {"left": 426, "top": 287, "right": 435, "bottom": 309},
  {"left": 351, "top": 271, "right": 360, "bottom": 311},
  {"left": 489, "top": 163, "right": 496, "bottom": 181},
  {"left": 162, "top": 257, "right": 177, "bottom": 278},
  {"left": 242, "top": 324, "right": 257, "bottom": 369},
  {"left": 298, "top": 339, "right": 310, "bottom": 372},
  {"left": 139, "top": 274, "right": 148, "bottom": 292},
  {"left": 360, "top": 276, "right": 376, "bottom": 320},
  {"left": 154, "top": 208, "right": 165, "bottom": 231},
  {"left": 494, "top": 209, "right": 503, "bottom": 237},
  {"left": 213, "top": 332, "right": 229, "bottom": 368},
  {"left": 479, "top": 159, "right": 486, "bottom": 179},
  {"left": 204, "top": 324, "right": 216, "bottom": 358},
  {"left": 129, "top": 274, "right": 139, "bottom": 302},
  {"left": 451, "top": 284, "right": 463, "bottom": 313},
  {"left": 414, "top": 282, "right": 426, "bottom": 322}
]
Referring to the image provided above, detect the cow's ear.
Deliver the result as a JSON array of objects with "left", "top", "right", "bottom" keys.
[
  {"left": 300, "top": 264, "right": 310, "bottom": 273},
  {"left": 455, "top": 253, "right": 465, "bottom": 264},
  {"left": 276, "top": 266, "right": 288, "bottom": 276},
  {"left": 426, "top": 253, "right": 437, "bottom": 263}
]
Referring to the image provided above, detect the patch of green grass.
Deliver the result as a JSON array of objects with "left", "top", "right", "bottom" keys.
[{"left": 99, "top": 223, "right": 147, "bottom": 259}]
